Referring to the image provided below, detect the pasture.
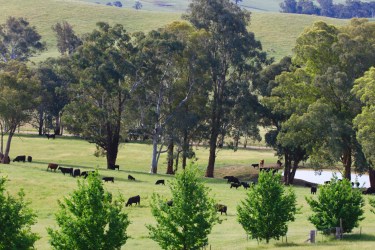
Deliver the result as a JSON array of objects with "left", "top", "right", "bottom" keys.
[
  {"left": 0, "top": 0, "right": 347, "bottom": 61},
  {"left": 1, "top": 134, "right": 375, "bottom": 249}
]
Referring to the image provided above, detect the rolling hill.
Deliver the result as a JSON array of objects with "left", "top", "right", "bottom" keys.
[{"left": 0, "top": 0, "right": 348, "bottom": 61}]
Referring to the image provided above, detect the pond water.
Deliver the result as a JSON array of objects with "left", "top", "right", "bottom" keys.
[{"left": 293, "top": 169, "right": 370, "bottom": 188}]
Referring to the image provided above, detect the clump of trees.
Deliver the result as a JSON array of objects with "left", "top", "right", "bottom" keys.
[
  {"left": 147, "top": 165, "right": 220, "bottom": 249},
  {"left": 47, "top": 171, "right": 130, "bottom": 249},
  {"left": 0, "top": 177, "right": 39, "bottom": 249},
  {"left": 237, "top": 171, "right": 298, "bottom": 243},
  {"left": 280, "top": 0, "right": 375, "bottom": 19},
  {"left": 306, "top": 177, "right": 364, "bottom": 234}
]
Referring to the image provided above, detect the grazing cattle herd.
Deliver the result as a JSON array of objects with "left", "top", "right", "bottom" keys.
[{"left": 9, "top": 154, "right": 375, "bottom": 214}]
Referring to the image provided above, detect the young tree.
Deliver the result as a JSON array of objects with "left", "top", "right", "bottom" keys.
[
  {"left": 237, "top": 171, "right": 298, "bottom": 243},
  {"left": 184, "top": 0, "right": 268, "bottom": 177},
  {"left": 47, "top": 171, "right": 130, "bottom": 249},
  {"left": 0, "top": 61, "right": 40, "bottom": 163},
  {"left": 64, "top": 22, "right": 137, "bottom": 169},
  {"left": 147, "top": 165, "right": 220, "bottom": 249},
  {"left": 369, "top": 197, "right": 375, "bottom": 214},
  {"left": 306, "top": 177, "right": 364, "bottom": 234},
  {"left": 0, "top": 16, "right": 45, "bottom": 62},
  {"left": 0, "top": 177, "right": 39, "bottom": 249},
  {"left": 52, "top": 21, "right": 82, "bottom": 56}
]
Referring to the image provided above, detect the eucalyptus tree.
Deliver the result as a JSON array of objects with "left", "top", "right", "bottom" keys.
[
  {"left": 161, "top": 22, "right": 210, "bottom": 174},
  {"left": 273, "top": 19, "right": 375, "bottom": 181},
  {"left": 52, "top": 21, "right": 82, "bottom": 56},
  {"left": 184, "top": 0, "right": 268, "bottom": 177},
  {"left": 0, "top": 61, "right": 40, "bottom": 163},
  {"left": 0, "top": 16, "right": 45, "bottom": 62},
  {"left": 256, "top": 57, "right": 309, "bottom": 184},
  {"left": 64, "top": 22, "right": 137, "bottom": 169},
  {"left": 352, "top": 67, "right": 375, "bottom": 187},
  {"left": 35, "top": 57, "right": 75, "bottom": 135},
  {"left": 134, "top": 22, "right": 209, "bottom": 174}
]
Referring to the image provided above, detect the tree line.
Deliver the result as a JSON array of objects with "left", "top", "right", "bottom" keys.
[
  {"left": 280, "top": 0, "right": 375, "bottom": 19},
  {"left": 1, "top": 0, "right": 375, "bottom": 187}
]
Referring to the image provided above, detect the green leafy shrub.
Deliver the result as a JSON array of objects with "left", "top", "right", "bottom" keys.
[
  {"left": 147, "top": 165, "right": 220, "bottom": 249},
  {"left": 0, "top": 177, "right": 39, "bottom": 249},
  {"left": 237, "top": 171, "right": 298, "bottom": 243},
  {"left": 306, "top": 177, "right": 364, "bottom": 234},
  {"left": 47, "top": 171, "right": 130, "bottom": 249}
]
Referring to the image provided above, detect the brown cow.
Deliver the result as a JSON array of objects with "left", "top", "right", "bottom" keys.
[
  {"left": 216, "top": 204, "right": 227, "bottom": 215},
  {"left": 47, "top": 163, "right": 59, "bottom": 172}
]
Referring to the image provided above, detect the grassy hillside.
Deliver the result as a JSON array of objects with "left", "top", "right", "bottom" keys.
[
  {"left": 1, "top": 135, "right": 375, "bottom": 249},
  {"left": 0, "top": 0, "right": 347, "bottom": 61},
  {"left": 80, "top": 0, "right": 363, "bottom": 13}
]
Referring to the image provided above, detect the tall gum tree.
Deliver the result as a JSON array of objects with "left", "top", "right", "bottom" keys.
[
  {"left": 0, "top": 61, "right": 40, "bottom": 163},
  {"left": 352, "top": 67, "right": 375, "bottom": 187},
  {"left": 257, "top": 57, "right": 311, "bottom": 185},
  {"left": 64, "top": 22, "right": 137, "bottom": 169},
  {"left": 184, "top": 0, "right": 268, "bottom": 177},
  {"left": 134, "top": 23, "right": 208, "bottom": 174}
]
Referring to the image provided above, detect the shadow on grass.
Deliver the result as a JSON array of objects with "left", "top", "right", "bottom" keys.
[{"left": 342, "top": 233, "right": 375, "bottom": 241}]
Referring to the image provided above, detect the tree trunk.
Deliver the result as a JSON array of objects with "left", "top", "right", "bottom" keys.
[
  {"left": 106, "top": 126, "right": 120, "bottom": 169},
  {"left": 182, "top": 129, "right": 188, "bottom": 169},
  {"left": 289, "top": 161, "right": 299, "bottom": 184},
  {"left": 283, "top": 153, "right": 291, "bottom": 185},
  {"left": 38, "top": 110, "right": 44, "bottom": 135},
  {"left": 55, "top": 115, "right": 61, "bottom": 135},
  {"left": 369, "top": 168, "right": 375, "bottom": 188},
  {"left": 342, "top": 148, "right": 352, "bottom": 181},
  {"left": 150, "top": 133, "right": 158, "bottom": 174},
  {"left": 2, "top": 127, "right": 15, "bottom": 164},
  {"left": 206, "top": 80, "right": 222, "bottom": 178},
  {"left": 166, "top": 139, "right": 174, "bottom": 174}
]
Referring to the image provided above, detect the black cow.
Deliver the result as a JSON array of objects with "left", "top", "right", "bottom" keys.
[
  {"left": 73, "top": 169, "right": 81, "bottom": 177},
  {"left": 102, "top": 177, "right": 114, "bottom": 183},
  {"left": 126, "top": 195, "right": 140, "bottom": 207},
  {"left": 27, "top": 156, "right": 32, "bottom": 162},
  {"left": 81, "top": 171, "right": 95, "bottom": 179},
  {"left": 166, "top": 200, "right": 173, "bottom": 206},
  {"left": 324, "top": 181, "right": 331, "bottom": 185},
  {"left": 363, "top": 187, "right": 375, "bottom": 195},
  {"left": 59, "top": 167, "right": 73, "bottom": 176},
  {"left": 47, "top": 163, "right": 59, "bottom": 172},
  {"left": 128, "top": 175, "right": 136, "bottom": 181},
  {"left": 224, "top": 176, "right": 240, "bottom": 184},
  {"left": 45, "top": 133, "right": 55, "bottom": 139},
  {"left": 13, "top": 155, "right": 26, "bottom": 162},
  {"left": 251, "top": 163, "right": 259, "bottom": 168},
  {"left": 155, "top": 179, "right": 165, "bottom": 185},
  {"left": 216, "top": 204, "right": 227, "bottom": 215},
  {"left": 230, "top": 182, "right": 241, "bottom": 189},
  {"left": 311, "top": 186, "right": 317, "bottom": 195},
  {"left": 241, "top": 182, "right": 250, "bottom": 189}
]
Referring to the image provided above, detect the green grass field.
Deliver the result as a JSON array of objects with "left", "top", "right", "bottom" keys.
[
  {"left": 0, "top": 0, "right": 347, "bottom": 61},
  {"left": 1, "top": 134, "right": 375, "bottom": 249}
]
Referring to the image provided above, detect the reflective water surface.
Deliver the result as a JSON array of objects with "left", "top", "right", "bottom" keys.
[{"left": 293, "top": 169, "right": 370, "bottom": 188}]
